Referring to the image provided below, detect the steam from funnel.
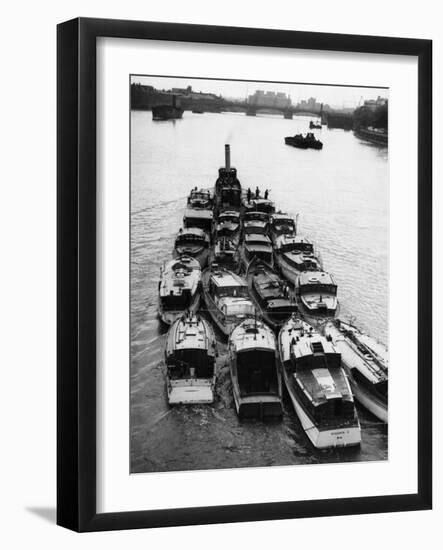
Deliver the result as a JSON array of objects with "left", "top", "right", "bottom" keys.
[{"left": 225, "top": 144, "right": 231, "bottom": 170}]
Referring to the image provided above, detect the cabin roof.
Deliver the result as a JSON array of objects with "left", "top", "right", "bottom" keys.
[
  {"left": 230, "top": 319, "right": 276, "bottom": 352},
  {"left": 299, "top": 271, "right": 335, "bottom": 286},
  {"left": 244, "top": 234, "right": 271, "bottom": 244},
  {"left": 276, "top": 234, "right": 311, "bottom": 247},
  {"left": 168, "top": 315, "right": 213, "bottom": 352},
  {"left": 177, "top": 227, "right": 209, "bottom": 238},
  {"left": 184, "top": 208, "right": 213, "bottom": 220},
  {"left": 218, "top": 210, "right": 240, "bottom": 219},
  {"left": 210, "top": 269, "right": 247, "bottom": 288},
  {"left": 271, "top": 213, "right": 293, "bottom": 222},
  {"left": 295, "top": 366, "right": 351, "bottom": 405}
]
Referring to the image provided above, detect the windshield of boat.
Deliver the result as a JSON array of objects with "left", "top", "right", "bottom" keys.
[
  {"left": 299, "top": 283, "right": 337, "bottom": 295},
  {"left": 245, "top": 212, "right": 268, "bottom": 222},
  {"left": 176, "top": 233, "right": 206, "bottom": 244},
  {"left": 215, "top": 285, "right": 249, "bottom": 298}
]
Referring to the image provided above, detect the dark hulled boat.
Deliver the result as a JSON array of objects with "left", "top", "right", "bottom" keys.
[
  {"left": 165, "top": 313, "right": 217, "bottom": 405},
  {"left": 285, "top": 132, "right": 323, "bottom": 150},
  {"left": 229, "top": 318, "right": 283, "bottom": 419},
  {"left": 246, "top": 258, "right": 298, "bottom": 330},
  {"left": 309, "top": 120, "right": 322, "bottom": 129},
  {"left": 214, "top": 145, "right": 242, "bottom": 214},
  {"left": 279, "top": 316, "right": 361, "bottom": 448}
]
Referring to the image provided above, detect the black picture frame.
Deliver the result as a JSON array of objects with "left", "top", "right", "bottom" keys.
[{"left": 57, "top": 17, "right": 432, "bottom": 532}]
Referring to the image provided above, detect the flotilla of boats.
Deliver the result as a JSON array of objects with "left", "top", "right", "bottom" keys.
[{"left": 155, "top": 143, "right": 388, "bottom": 448}]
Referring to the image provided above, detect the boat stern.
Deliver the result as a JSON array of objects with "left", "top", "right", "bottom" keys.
[{"left": 167, "top": 379, "right": 215, "bottom": 405}]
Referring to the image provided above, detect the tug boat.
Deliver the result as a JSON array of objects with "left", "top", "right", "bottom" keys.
[
  {"left": 187, "top": 187, "right": 213, "bottom": 210},
  {"left": 242, "top": 211, "right": 270, "bottom": 236},
  {"left": 165, "top": 312, "right": 217, "bottom": 405},
  {"left": 240, "top": 233, "right": 274, "bottom": 270},
  {"left": 273, "top": 234, "right": 321, "bottom": 285},
  {"left": 213, "top": 210, "right": 241, "bottom": 243},
  {"left": 202, "top": 266, "right": 255, "bottom": 337},
  {"left": 279, "top": 315, "right": 361, "bottom": 448},
  {"left": 214, "top": 145, "right": 242, "bottom": 214},
  {"left": 323, "top": 319, "right": 388, "bottom": 422},
  {"left": 246, "top": 258, "right": 298, "bottom": 330},
  {"left": 183, "top": 208, "right": 213, "bottom": 233},
  {"left": 298, "top": 271, "right": 338, "bottom": 316},
  {"left": 229, "top": 318, "right": 283, "bottom": 419},
  {"left": 158, "top": 256, "right": 202, "bottom": 325},
  {"left": 269, "top": 213, "right": 296, "bottom": 244},
  {"left": 174, "top": 227, "right": 210, "bottom": 268},
  {"left": 210, "top": 237, "right": 241, "bottom": 272},
  {"left": 285, "top": 132, "right": 323, "bottom": 150}
]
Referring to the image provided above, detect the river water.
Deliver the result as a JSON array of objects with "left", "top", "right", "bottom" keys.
[{"left": 130, "top": 110, "right": 388, "bottom": 473}]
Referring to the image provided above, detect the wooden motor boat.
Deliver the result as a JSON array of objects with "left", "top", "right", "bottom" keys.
[
  {"left": 165, "top": 312, "right": 217, "bottom": 405},
  {"left": 273, "top": 234, "right": 321, "bottom": 286},
  {"left": 183, "top": 207, "right": 213, "bottom": 233},
  {"left": 187, "top": 187, "right": 213, "bottom": 209},
  {"left": 174, "top": 227, "right": 210, "bottom": 268},
  {"left": 240, "top": 233, "right": 274, "bottom": 271},
  {"left": 269, "top": 213, "right": 296, "bottom": 245},
  {"left": 201, "top": 265, "right": 255, "bottom": 337},
  {"left": 213, "top": 210, "right": 241, "bottom": 243},
  {"left": 158, "top": 256, "right": 201, "bottom": 325},
  {"left": 229, "top": 317, "right": 283, "bottom": 419},
  {"left": 210, "top": 236, "right": 241, "bottom": 272},
  {"left": 246, "top": 258, "right": 298, "bottom": 331},
  {"left": 242, "top": 211, "right": 270, "bottom": 236},
  {"left": 279, "top": 315, "right": 361, "bottom": 448},
  {"left": 323, "top": 319, "right": 388, "bottom": 422},
  {"left": 298, "top": 271, "right": 338, "bottom": 317}
]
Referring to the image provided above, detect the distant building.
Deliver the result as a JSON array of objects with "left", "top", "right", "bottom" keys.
[
  {"left": 248, "top": 90, "right": 292, "bottom": 109},
  {"left": 296, "top": 97, "right": 323, "bottom": 113},
  {"left": 363, "top": 96, "right": 388, "bottom": 111}
]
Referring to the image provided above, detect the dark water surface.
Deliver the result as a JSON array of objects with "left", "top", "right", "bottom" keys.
[{"left": 130, "top": 110, "right": 388, "bottom": 473}]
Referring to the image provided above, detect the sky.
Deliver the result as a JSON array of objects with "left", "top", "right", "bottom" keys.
[{"left": 131, "top": 75, "right": 388, "bottom": 109}]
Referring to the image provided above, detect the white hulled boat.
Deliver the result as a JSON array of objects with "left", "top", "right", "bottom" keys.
[
  {"left": 229, "top": 318, "right": 283, "bottom": 419},
  {"left": 165, "top": 312, "right": 217, "bottom": 405},
  {"left": 298, "top": 270, "right": 338, "bottom": 316},
  {"left": 279, "top": 315, "right": 361, "bottom": 448},
  {"left": 269, "top": 213, "right": 296, "bottom": 245},
  {"left": 202, "top": 266, "right": 255, "bottom": 336},
  {"left": 273, "top": 234, "right": 321, "bottom": 286},
  {"left": 158, "top": 256, "right": 201, "bottom": 325},
  {"left": 323, "top": 320, "right": 388, "bottom": 422}
]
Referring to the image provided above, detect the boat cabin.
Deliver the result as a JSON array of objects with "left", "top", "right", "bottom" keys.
[
  {"left": 187, "top": 188, "right": 213, "bottom": 209},
  {"left": 243, "top": 234, "right": 273, "bottom": 265},
  {"left": 298, "top": 271, "right": 337, "bottom": 297},
  {"left": 183, "top": 207, "right": 213, "bottom": 232},
  {"left": 275, "top": 234, "right": 320, "bottom": 271},
  {"left": 175, "top": 227, "right": 209, "bottom": 249},
  {"left": 270, "top": 214, "right": 296, "bottom": 237},
  {"left": 208, "top": 269, "right": 254, "bottom": 317},
  {"left": 215, "top": 211, "right": 240, "bottom": 237},
  {"left": 243, "top": 211, "right": 270, "bottom": 235},
  {"left": 159, "top": 257, "right": 201, "bottom": 311}
]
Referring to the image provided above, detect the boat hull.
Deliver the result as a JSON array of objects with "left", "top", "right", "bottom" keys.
[
  {"left": 282, "top": 367, "right": 361, "bottom": 448},
  {"left": 158, "top": 293, "right": 200, "bottom": 325}
]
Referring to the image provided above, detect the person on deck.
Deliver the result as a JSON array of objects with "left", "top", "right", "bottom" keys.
[
  {"left": 247, "top": 187, "right": 252, "bottom": 203},
  {"left": 255, "top": 186, "right": 260, "bottom": 199},
  {"left": 264, "top": 189, "right": 269, "bottom": 200}
]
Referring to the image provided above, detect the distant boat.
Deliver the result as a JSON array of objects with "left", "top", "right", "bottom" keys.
[
  {"left": 323, "top": 319, "right": 388, "bottom": 422},
  {"left": 192, "top": 108, "right": 204, "bottom": 114},
  {"left": 285, "top": 132, "right": 323, "bottom": 149},
  {"left": 202, "top": 266, "right": 255, "bottom": 337},
  {"left": 174, "top": 227, "right": 210, "bottom": 268},
  {"left": 309, "top": 120, "right": 322, "bottom": 129},
  {"left": 158, "top": 256, "right": 201, "bottom": 325},
  {"left": 165, "top": 313, "right": 217, "bottom": 405},
  {"left": 279, "top": 315, "right": 361, "bottom": 448},
  {"left": 152, "top": 95, "right": 183, "bottom": 120},
  {"left": 246, "top": 258, "right": 298, "bottom": 331},
  {"left": 229, "top": 317, "right": 283, "bottom": 419}
]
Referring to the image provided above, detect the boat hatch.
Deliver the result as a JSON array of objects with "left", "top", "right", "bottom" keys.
[{"left": 311, "top": 341, "right": 325, "bottom": 354}]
